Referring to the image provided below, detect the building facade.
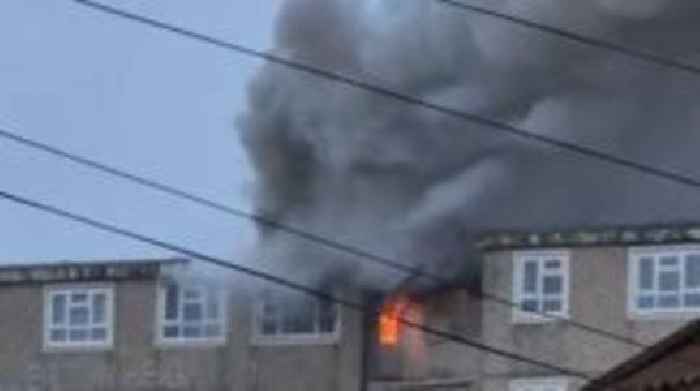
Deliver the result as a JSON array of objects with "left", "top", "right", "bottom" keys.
[
  {"left": 6, "top": 225, "right": 700, "bottom": 391},
  {"left": 0, "top": 258, "right": 363, "bottom": 391},
  {"left": 477, "top": 225, "right": 700, "bottom": 391},
  {"left": 367, "top": 225, "right": 700, "bottom": 391}
]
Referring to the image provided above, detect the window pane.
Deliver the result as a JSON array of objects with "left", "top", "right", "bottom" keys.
[
  {"left": 282, "top": 299, "right": 314, "bottom": 333},
  {"left": 52, "top": 295, "right": 66, "bottom": 325},
  {"left": 543, "top": 276, "right": 562, "bottom": 295},
  {"left": 50, "top": 329, "right": 67, "bottom": 342},
  {"left": 685, "top": 293, "right": 700, "bottom": 307},
  {"left": 183, "top": 303, "right": 203, "bottom": 321},
  {"left": 637, "top": 295, "right": 654, "bottom": 309},
  {"left": 163, "top": 326, "right": 179, "bottom": 338},
  {"left": 165, "top": 285, "right": 179, "bottom": 320},
  {"left": 523, "top": 261, "right": 538, "bottom": 293},
  {"left": 319, "top": 301, "right": 337, "bottom": 333},
  {"left": 544, "top": 259, "right": 561, "bottom": 270},
  {"left": 91, "top": 328, "right": 107, "bottom": 341},
  {"left": 93, "top": 294, "right": 106, "bottom": 323},
  {"left": 686, "top": 255, "right": 700, "bottom": 288},
  {"left": 263, "top": 300, "right": 277, "bottom": 316},
  {"left": 543, "top": 300, "right": 562, "bottom": 313},
  {"left": 69, "top": 307, "right": 89, "bottom": 326},
  {"left": 206, "top": 293, "right": 220, "bottom": 320},
  {"left": 639, "top": 257, "right": 654, "bottom": 290},
  {"left": 658, "top": 295, "right": 680, "bottom": 308},
  {"left": 183, "top": 326, "right": 202, "bottom": 338},
  {"left": 184, "top": 289, "right": 201, "bottom": 300},
  {"left": 520, "top": 299, "right": 538, "bottom": 313},
  {"left": 661, "top": 256, "right": 679, "bottom": 267},
  {"left": 71, "top": 293, "right": 88, "bottom": 303},
  {"left": 69, "top": 329, "right": 88, "bottom": 342},
  {"left": 659, "top": 271, "right": 680, "bottom": 291},
  {"left": 262, "top": 317, "right": 277, "bottom": 335}
]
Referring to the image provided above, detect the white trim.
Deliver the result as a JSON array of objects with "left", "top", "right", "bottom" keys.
[
  {"left": 512, "top": 250, "right": 570, "bottom": 324},
  {"left": 43, "top": 283, "right": 115, "bottom": 352},
  {"left": 154, "top": 282, "right": 228, "bottom": 347},
  {"left": 509, "top": 377, "right": 568, "bottom": 391},
  {"left": 250, "top": 293, "right": 342, "bottom": 346},
  {"left": 628, "top": 245, "right": 700, "bottom": 319}
]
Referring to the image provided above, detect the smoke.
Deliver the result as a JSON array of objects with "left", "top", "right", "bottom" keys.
[{"left": 238, "top": 0, "right": 700, "bottom": 290}]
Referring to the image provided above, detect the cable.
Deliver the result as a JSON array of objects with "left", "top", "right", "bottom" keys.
[
  {"left": 433, "top": 0, "right": 700, "bottom": 77},
  {"left": 70, "top": 0, "right": 700, "bottom": 189},
  {"left": 0, "top": 188, "right": 590, "bottom": 379},
  {"left": 0, "top": 126, "right": 645, "bottom": 348}
]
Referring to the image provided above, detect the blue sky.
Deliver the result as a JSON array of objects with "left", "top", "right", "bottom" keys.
[{"left": 0, "top": 1, "right": 283, "bottom": 263}]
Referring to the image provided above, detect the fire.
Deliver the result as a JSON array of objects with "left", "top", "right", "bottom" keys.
[{"left": 379, "top": 298, "right": 409, "bottom": 347}]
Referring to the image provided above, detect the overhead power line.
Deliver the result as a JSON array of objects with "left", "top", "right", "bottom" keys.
[
  {"left": 0, "top": 126, "right": 646, "bottom": 348},
  {"left": 71, "top": 0, "right": 700, "bottom": 190},
  {"left": 0, "top": 188, "right": 590, "bottom": 379},
  {"left": 433, "top": 0, "right": 700, "bottom": 77}
]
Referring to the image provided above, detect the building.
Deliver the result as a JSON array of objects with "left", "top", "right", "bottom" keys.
[
  {"left": 582, "top": 319, "right": 700, "bottom": 391},
  {"left": 367, "top": 224, "right": 700, "bottom": 391},
  {"left": 6, "top": 224, "right": 700, "bottom": 391},
  {"left": 0, "top": 258, "right": 363, "bottom": 391},
  {"left": 467, "top": 225, "right": 700, "bottom": 391}
]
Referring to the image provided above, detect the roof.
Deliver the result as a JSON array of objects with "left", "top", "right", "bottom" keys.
[
  {"left": 477, "top": 223, "right": 700, "bottom": 251},
  {"left": 583, "top": 319, "right": 700, "bottom": 391},
  {"left": 0, "top": 258, "right": 190, "bottom": 285},
  {"left": 0, "top": 257, "right": 188, "bottom": 271}
]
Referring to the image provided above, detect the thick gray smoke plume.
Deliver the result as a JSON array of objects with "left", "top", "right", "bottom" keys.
[{"left": 239, "top": 0, "right": 700, "bottom": 289}]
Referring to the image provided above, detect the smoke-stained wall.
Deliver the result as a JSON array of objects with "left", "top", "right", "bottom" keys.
[{"left": 239, "top": 0, "right": 700, "bottom": 289}]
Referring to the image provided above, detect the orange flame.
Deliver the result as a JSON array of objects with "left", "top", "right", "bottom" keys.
[{"left": 379, "top": 298, "right": 408, "bottom": 346}]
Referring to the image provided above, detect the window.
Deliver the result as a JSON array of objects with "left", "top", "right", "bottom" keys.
[
  {"left": 510, "top": 378, "right": 567, "bottom": 391},
  {"left": 253, "top": 291, "right": 340, "bottom": 345},
  {"left": 630, "top": 247, "right": 700, "bottom": 316},
  {"left": 513, "top": 251, "right": 570, "bottom": 323},
  {"left": 157, "top": 283, "right": 227, "bottom": 345},
  {"left": 44, "top": 286, "right": 114, "bottom": 349}
]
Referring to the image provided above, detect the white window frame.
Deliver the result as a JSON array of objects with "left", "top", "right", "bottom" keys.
[
  {"left": 510, "top": 377, "right": 568, "bottom": 391},
  {"left": 513, "top": 250, "right": 570, "bottom": 324},
  {"left": 43, "top": 284, "right": 114, "bottom": 351},
  {"left": 251, "top": 292, "right": 341, "bottom": 346},
  {"left": 155, "top": 282, "right": 228, "bottom": 347},
  {"left": 628, "top": 246, "right": 700, "bottom": 318}
]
